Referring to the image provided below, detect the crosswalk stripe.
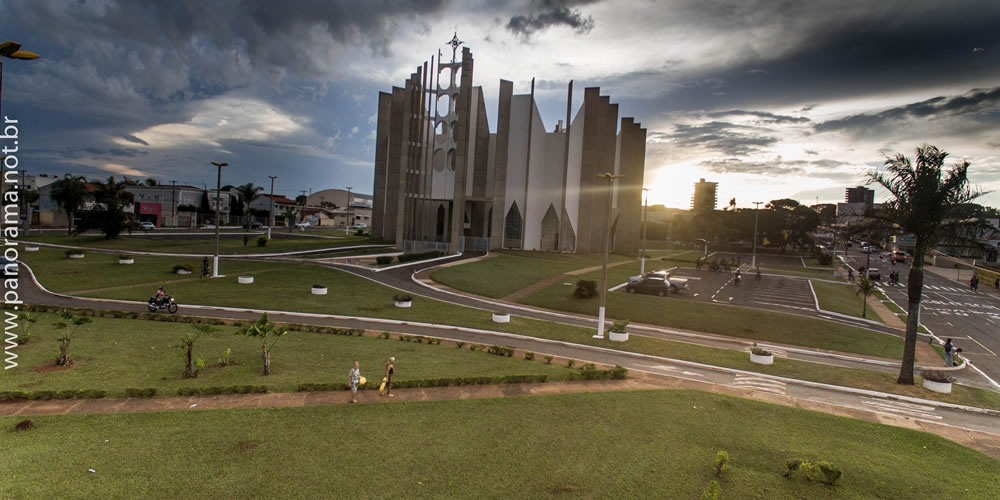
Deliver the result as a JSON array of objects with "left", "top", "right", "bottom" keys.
[{"left": 861, "top": 398, "right": 942, "bottom": 420}]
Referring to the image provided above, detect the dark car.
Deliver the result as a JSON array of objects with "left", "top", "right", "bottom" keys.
[
  {"left": 243, "top": 221, "right": 263, "bottom": 229},
  {"left": 625, "top": 277, "right": 674, "bottom": 296}
]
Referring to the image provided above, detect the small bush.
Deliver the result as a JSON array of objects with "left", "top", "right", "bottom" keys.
[
  {"left": 312, "top": 284, "right": 325, "bottom": 289},
  {"left": 125, "top": 388, "right": 158, "bottom": 398},
  {"left": 573, "top": 280, "right": 598, "bottom": 299},
  {"left": 701, "top": 480, "right": 720, "bottom": 500},
  {"left": 524, "top": 352, "right": 535, "bottom": 361},
  {"left": 380, "top": 332, "right": 391, "bottom": 339},
  {"left": 218, "top": 348, "right": 235, "bottom": 367},
  {"left": 814, "top": 461, "right": 843, "bottom": 485},
  {"left": 176, "top": 385, "right": 268, "bottom": 396},
  {"left": 0, "top": 390, "right": 31, "bottom": 401},
  {"left": 256, "top": 235, "right": 268, "bottom": 247},
  {"left": 488, "top": 345, "right": 515, "bottom": 357},
  {"left": 396, "top": 250, "right": 444, "bottom": 263},
  {"left": 376, "top": 256, "right": 394, "bottom": 265},
  {"left": 544, "top": 355, "right": 553, "bottom": 364},
  {"left": 784, "top": 458, "right": 842, "bottom": 486},
  {"left": 567, "top": 359, "right": 576, "bottom": 369},
  {"left": 173, "top": 264, "right": 194, "bottom": 273},
  {"left": 714, "top": 451, "right": 729, "bottom": 476},
  {"left": 65, "top": 250, "right": 85, "bottom": 257},
  {"left": 921, "top": 370, "right": 953, "bottom": 383},
  {"left": 456, "top": 341, "right": 465, "bottom": 349},
  {"left": 750, "top": 343, "right": 772, "bottom": 356},
  {"left": 118, "top": 254, "right": 132, "bottom": 260},
  {"left": 784, "top": 458, "right": 804, "bottom": 478},
  {"left": 393, "top": 294, "right": 413, "bottom": 302},
  {"left": 567, "top": 365, "right": 628, "bottom": 381}
]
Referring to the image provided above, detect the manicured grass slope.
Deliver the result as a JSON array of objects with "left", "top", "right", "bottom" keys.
[
  {"left": 812, "top": 280, "right": 885, "bottom": 323},
  {"left": 430, "top": 251, "right": 631, "bottom": 298},
  {"left": 3, "top": 390, "right": 998, "bottom": 498},
  {"left": 0, "top": 314, "right": 572, "bottom": 396},
  {"left": 23, "top": 233, "right": 373, "bottom": 255}
]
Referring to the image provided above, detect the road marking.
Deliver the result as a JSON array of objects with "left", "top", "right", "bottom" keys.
[
  {"left": 807, "top": 279, "right": 820, "bottom": 310},
  {"left": 861, "top": 398, "right": 942, "bottom": 420},
  {"left": 732, "top": 375, "right": 787, "bottom": 395},
  {"left": 966, "top": 336, "right": 997, "bottom": 356}
]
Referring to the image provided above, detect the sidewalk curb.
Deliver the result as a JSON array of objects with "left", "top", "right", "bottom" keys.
[
  {"left": 22, "top": 242, "right": 392, "bottom": 258},
  {"left": 19, "top": 262, "right": 1000, "bottom": 419}
]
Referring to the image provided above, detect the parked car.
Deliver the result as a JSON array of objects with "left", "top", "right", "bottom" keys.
[
  {"left": 139, "top": 221, "right": 156, "bottom": 231},
  {"left": 865, "top": 268, "right": 881, "bottom": 281},
  {"left": 892, "top": 251, "right": 908, "bottom": 262},
  {"left": 626, "top": 271, "right": 688, "bottom": 296},
  {"left": 295, "top": 221, "right": 311, "bottom": 228},
  {"left": 860, "top": 245, "right": 871, "bottom": 254},
  {"left": 352, "top": 223, "right": 368, "bottom": 229}
]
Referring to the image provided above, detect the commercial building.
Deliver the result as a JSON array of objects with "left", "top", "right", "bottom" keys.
[
  {"left": 371, "top": 36, "right": 646, "bottom": 254},
  {"left": 845, "top": 186, "right": 875, "bottom": 205},
  {"left": 690, "top": 178, "right": 718, "bottom": 213}
]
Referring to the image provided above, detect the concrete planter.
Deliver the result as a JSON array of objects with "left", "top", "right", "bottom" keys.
[
  {"left": 176, "top": 269, "right": 192, "bottom": 275},
  {"left": 238, "top": 276, "right": 254, "bottom": 284},
  {"left": 492, "top": 312, "right": 510, "bottom": 323},
  {"left": 311, "top": 286, "right": 328, "bottom": 295},
  {"left": 922, "top": 378, "right": 952, "bottom": 393},
  {"left": 68, "top": 253, "right": 85, "bottom": 259},
  {"left": 750, "top": 353, "right": 774, "bottom": 365},
  {"left": 118, "top": 258, "right": 134, "bottom": 265},
  {"left": 394, "top": 300, "right": 412, "bottom": 308},
  {"left": 609, "top": 331, "right": 629, "bottom": 342},
  {"left": 24, "top": 246, "right": 39, "bottom": 252}
]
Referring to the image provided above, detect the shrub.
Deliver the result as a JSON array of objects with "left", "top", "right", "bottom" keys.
[
  {"left": 567, "top": 365, "right": 628, "bottom": 381},
  {"left": 393, "top": 294, "right": 413, "bottom": 302},
  {"left": 256, "top": 235, "right": 268, "bottom": 247},
  {"left": 784, "top": 459, "right": 842, "bottom": 486},
  {"left": 714, "top": 451, "right": 729, "bottom": 476},
  {"left": 380, "top": 332, "right": 392, "bottom": 339},
  {"left": 176, "top": 385, "right": 268, "bottom": 396},
  {"left": 312, "top": 284, "right": 325, "bottom": 288},
  {"left": 125, "top": 388, "right": 157, "bottom": 398},
  {"left": 750, "top": 343, "right": 772, "bottom": 356},
  {"left": 118, "top": 254, "right": 132, "bottom": 260},
  {"left": 524, "top": 352, "right": 535, "bottom": 361},
  {"left": 218, "top": 348, "right": 235, "bottom": 367},
  {"left": 456, "top": 341, "right": 465, "bottom": 349},
  {"left": 65, "top": 249, "right": 85, "bottom": 257},
  {"left": 573, "top": 280, "right": 598, "bottom": 299},
  {"left": 173, "top": 264, "right": 194, "bottom": 273},
  {"left": 814, "top": 461, "right": 843, "bottom": 485},
  {"left": 783, "top": 458, "right": 804, "bottom": 478},
  {"left": 488, "top": 345, "right": 515, "bottom": 357},
  {"left": 701, "top": 480, "right": 720, "bottom": 500},
  {"left": 354, "top": 229, "right": 366, "bottom": 237},
  {"left": 921, "top": 370, "right": 953, "bottom": 383},
  {"left": 0, "top": 390, "right": 31, "bottom": 401},
  {"left": 396, "top": 250, "right": 444, "bottom": 263},
  {"left": 567, "top": 359, "right": 576, "bottom": 368},
  {"left": 544, "top": 355, "right": 554, "bottom": 364},
  {"left": 376, "top": 256, "right": 394, "bottom": 265}
]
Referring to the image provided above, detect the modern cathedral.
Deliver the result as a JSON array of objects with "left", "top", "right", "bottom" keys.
[{"left": 372, "top": 34, "right": 646, "bottom": 254}]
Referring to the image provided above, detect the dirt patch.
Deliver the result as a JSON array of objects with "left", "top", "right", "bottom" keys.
[
  {"left": 30, "top": 363, "right": 72, "bottom": 373},
  {"left": 231, "top": 439, "right": 262, "bottom": 453}
]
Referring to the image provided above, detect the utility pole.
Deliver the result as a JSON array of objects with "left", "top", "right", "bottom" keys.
[
  {"left": 345, "top": 186, "right": 353, "bottom": 235},
  {"left": 594, "top": 172, "right": 624, "bottom": 340},
  {"left": 210, "top": 162, "right": 228, "bottom": 277},
  {"left": 300, "top": 190, "right": 307, "bottom": 227},
  {"left": 640, "top": 188, "right": 649, "bottom": 274},
  {"left": 267, "top": 176, "right": 277, "bottom": 239},
  {"left": 752, "top": 201, "right": 763, "bottom": 268},
  {"left": 171, "top": 180, "right": 176, "bottom": 227}
]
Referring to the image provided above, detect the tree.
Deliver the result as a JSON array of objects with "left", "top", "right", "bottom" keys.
[
  {"left": 868, "top": 145, "right": 994, "bottom": 384},
  {"left": 235, "top": 183, "right": 264, "bottom": 216},
  {"left": 281, "top": 207, "right": 298, "bottom": 232},
  {"left": 855, "top": 276, "right": 877, "bottom": 318},
  {"left": 52, "top": 310, "right": 92, "bottom": 366},
  {"left": 177, "top": 324, "right": 216, "bottom": 378},
  {"left": 77, "top": 176, "right": 135, "bottom": 238},
  {"left": 16, "top": 311, "right": 36, "bottom": 345},
  {"left": 235, "top": 313, "right": 289, "bottom": 375},
  {"left": 50, "top": 176, "right": 88, "bottom": 234},
  {"left": 144, "top": 178, "right": 157, "bottom": 186}
]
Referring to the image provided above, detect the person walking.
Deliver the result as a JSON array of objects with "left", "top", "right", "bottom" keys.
[
  {"left": 243, "top": 234, "right": 249, "bottom": 247},
  {"left": 201, "top": 256, "right": 210, "bottom": 278},
  {"left": 382, "top": 357, "right": 395, "bottom": 397},
  {"left": 944, "top": 338, "right": 955, "bottom": 367},
  {"left": 348, "top": 361, "right": 361, "bottom": 403}
]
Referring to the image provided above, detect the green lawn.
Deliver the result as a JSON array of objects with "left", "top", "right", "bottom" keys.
[
  {"left": 3, "top": 390, "right": 998, "bottom": 498},
  {"left": 812, "top": 281, "right": 885, "bottom": 323},
  {"left": 0, "top": 314, "right": 573, "bottom": 397},
  {"left": 520, "top": 268, "right": 904, "bottom": 359},
  {"left": 23, "top": 233, "right": 378, "bottom": 255},
  {"left": 803, "top": 256, "right": 832, "bottom": 267},
  {"left": 430, "top": 251, "right": 631, "bottom": 298}
]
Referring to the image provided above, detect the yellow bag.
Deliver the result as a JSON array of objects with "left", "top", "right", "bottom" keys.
[
  {"left": 359, "top": 376, "right": 367, "bottom": 385},
  {"left": 379, "top": 377, "right": 387, "bottom": 392}
]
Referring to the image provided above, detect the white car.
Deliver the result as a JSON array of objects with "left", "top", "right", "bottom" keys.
[
  {"left": 352, "top": 223, "right": 368, "bottom": 229},
  {"left": 139, "top": 221, "right": 155, "bottom": 230},
  {"left": 295, "top": 221, "right": 311, "bottom": 228}
]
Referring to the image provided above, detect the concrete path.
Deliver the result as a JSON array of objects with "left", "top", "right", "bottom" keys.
[{"left": 23, "top": 242, "right": 392, "bottom": 258}]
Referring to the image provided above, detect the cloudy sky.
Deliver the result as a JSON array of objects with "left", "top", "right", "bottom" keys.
[{"left": 2, "top": 0, "right": 999, "bottom": 208}]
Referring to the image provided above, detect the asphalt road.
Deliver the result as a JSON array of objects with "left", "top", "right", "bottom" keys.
[{"left": 840, "top": 247, "right": 1000, "bottom": 386}]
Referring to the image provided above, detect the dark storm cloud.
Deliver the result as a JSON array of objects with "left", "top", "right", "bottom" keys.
[
  {"left": 654, "top": 121, "right": 778, "bottom": 156},
  {"left": 707, "top": 110, "right": 810, "bottom": 124},
  {"left": 814, "top": 87, "right": 1000, "bottom": 135},
  {"left": 122, "top": 135, "right": 149, "bottom": 146},
  {"left": 506, "top": 0, "right": 598, "bottom": 39},
  {"left": 698, "top": 157, "right": 850, "bottom": 177}
]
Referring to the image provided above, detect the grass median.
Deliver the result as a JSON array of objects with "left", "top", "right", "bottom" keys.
[
  {"left": 0, "top": 313, "right": 573, "bottom": 397},
  {"left": 812, "top": 280, "right": 885, "bottom": 323},
  {"left": 23, "top": 233, "right": 376, "bottom": 255},
  {"left": 3, "top": 390, "right": 998, "bottom": 498}
]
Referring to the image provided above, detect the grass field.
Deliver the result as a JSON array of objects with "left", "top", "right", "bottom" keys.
[
  {"left": 0, "top": 314, "right": 573, "bottom": 397},
  {"left": 812, "top": 281, "right": 885, "bottom": 323},
  {"left": 430, "top": 251, "right": 631, "bottom": 298},
  {"left": 23, "top": 233, "right": 378, "bottom": 255},
  {"left": 519, "top": 267, "right": 904, "bottom": 359},
  {"left": 3, "top": 390, "right": 998, "bottom": 498}
]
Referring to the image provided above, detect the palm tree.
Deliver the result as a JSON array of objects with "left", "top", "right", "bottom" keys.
[
  {"left": 868, "top": 145, "right": 994, "bottom": 384},
  {"left": 281, "top": 207, "right": 297, "bottom": 232},
  {"left": 50, "top": 176, "right": 88, "bottom": 234},
  {"left": 855, "top": 276, "right": 877, "bottom": 318},
  {"left": 236, "top": 183, "right": 264, "bottom": 223},
  {"left": 94, "top": 176, "right": 132, "bottom": 212}
]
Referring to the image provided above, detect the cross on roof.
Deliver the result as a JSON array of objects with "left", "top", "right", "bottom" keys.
[{"left": 446, "top": 31, "right": 463, "bottom": 62}]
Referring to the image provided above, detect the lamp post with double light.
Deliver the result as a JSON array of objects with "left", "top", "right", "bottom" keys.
[
  {"left": 640, "top": 187, "right": 649, "bottom": 274},
  {"left": 210, "top": 161, "right": 227, "bottom": 277},
  {"left": 751, "top": 201, "right": 763, "bottom": 268},
  {"left": 267, "top": 175, "right": 277, "bottom": 239},
  {"left": 594, "top": 172, "right": 624, "bottom": 339}
]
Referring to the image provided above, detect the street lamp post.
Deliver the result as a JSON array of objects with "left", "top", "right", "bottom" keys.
[
  {"left": 345, "top": 186, "right": 353, "bottom": 235},
  {"left": 640, "top": 188, "right": 649, "bottom": 274},
  {"left": 0, "top": 41, "right": 40, "bottom": 121},
  {"left": 267, "top": 175, "right": 277, "bottom": 239},
  {"left": 210, "top": 161, "right": 228, "bottom": 277},
  {"left": 594, "top": 172, "right": 624, "bottom": 339},
  {"left": 751, "top": 201, "right": 763, "bottom": 268}
]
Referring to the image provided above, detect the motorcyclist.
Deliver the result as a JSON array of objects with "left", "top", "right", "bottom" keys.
[
  {"left": 755, "top": 267, "right": 761, "bottom": 280},
  {"left": 847, "top": 268, "right": 854, "bottom": 281},
  {"left": 154, "top": 286, "right": 167, "bottom": 306},
  {"left": 734, "top": 269, "right": 742, "bottom": 286}
]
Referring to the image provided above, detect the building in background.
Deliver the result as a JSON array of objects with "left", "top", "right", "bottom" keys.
[
  {"left": 845, "top": 185, "right": 875, "bottom": 205},
  {"left": 690, "top": 178, "right": 718, "bottom": 213},
  {"left": 371, "top": 35, "right": 646, "bottom": 254}
]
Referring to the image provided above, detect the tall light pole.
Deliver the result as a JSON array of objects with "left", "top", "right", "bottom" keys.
[
  {"left": 594, "top": 172, "right": 624, "bottom": 339},
  {"left": 267, "top": 175, "right": 277, "bottom": 239},
  {"left": 210, "top": 161, "right": 227, "bottom": 277},
  {"left": 751, "top": 201, "right": 763, "bottom": 268},
  {"left": 640, "top": 188, "right": 649, "bottom": 274},
  {"left": 0, "top": 41, "right": 40, "bottom": 121},
  {"left": 170, "top": 180, "right": 177, "bottom": 227},
  {"left": 345, "top": 186, "right": 353, "bottom": 235}
]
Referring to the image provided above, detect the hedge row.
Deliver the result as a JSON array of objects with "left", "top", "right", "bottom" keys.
[
  {"left": 296, "top": 374, "right": 549, "bottom": 393},
  {"left": 124, "top": 388, "right": 158, "bottom": 398},
  {"left": 176, "top": 385, "right": 269, "bottom": 396},
  {"left": 5, "top": 304, "right": 227, "bottom": 325},
  {"left": 396, "top": 250, "right": 445, "bottom": 263},
  {"left": 1, "top": 389, "right": 107, "bottom": 401},
  {"left": 567, "top": 364, "right": 628, "bottom": 381}
]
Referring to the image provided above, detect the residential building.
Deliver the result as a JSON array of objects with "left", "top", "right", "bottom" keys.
[
  {"left": 690, "top": 178, "right": 717, "bottom": 213},
  {"left": 371, "top": 37, "right": 646, "bottom": 254},
  {"left": 845, "top": 185, "right": 875, "bottom": 205}
]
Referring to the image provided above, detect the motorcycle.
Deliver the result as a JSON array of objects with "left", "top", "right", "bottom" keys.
[
  {"left": 148, "top": 295, "right": 179, "bottom": 313},
  {"left": 734, "top": 273, "right": 742, "bottom": 287}
]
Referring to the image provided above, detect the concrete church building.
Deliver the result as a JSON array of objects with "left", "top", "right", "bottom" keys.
[{"left": 372, "top": 35, "right": 646, "bottom": 254}]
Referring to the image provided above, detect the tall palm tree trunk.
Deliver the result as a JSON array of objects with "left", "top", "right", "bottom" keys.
[
  {"left": 67, "top": 209, "right": 73, "bottom": 235},
  {"left": 897, "top": 246, "right": 924, "bottom": 384}
]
